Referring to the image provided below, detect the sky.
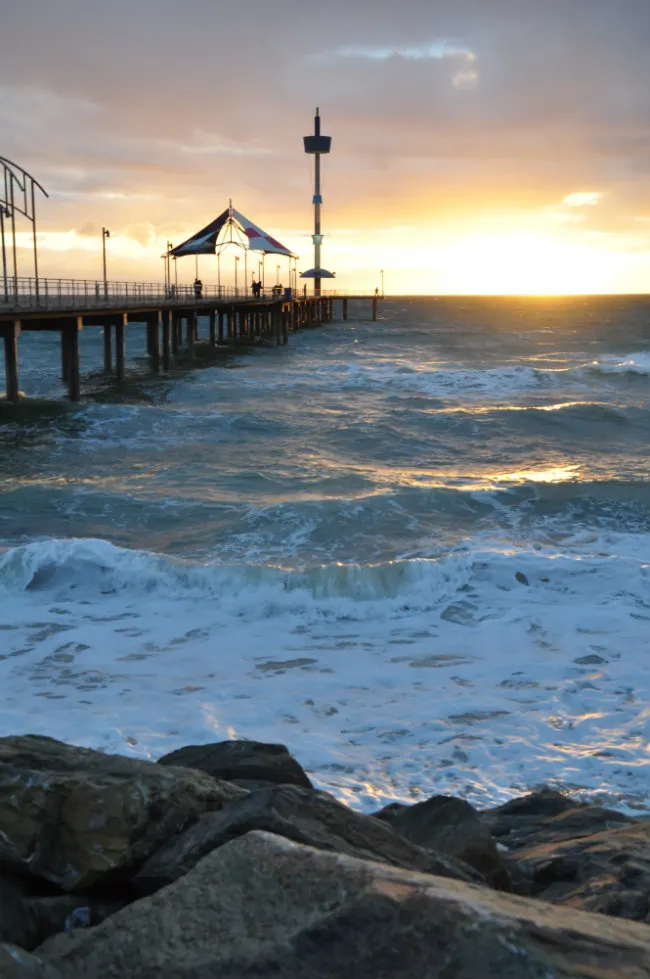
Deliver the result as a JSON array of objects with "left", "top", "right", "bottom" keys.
[{"left": 1, "top": 0, "right": 650, "bottom": 295}]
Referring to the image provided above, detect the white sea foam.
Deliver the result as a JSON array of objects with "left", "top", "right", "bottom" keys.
[
  {"left": 587, "top": 352, "right": 650, "bottom": 376},
  {"left": 1, "top": 534, "right": 650, "bottom": 813},
  {"left": 234, "top": 360, "right": 561, "bottom": 400}
]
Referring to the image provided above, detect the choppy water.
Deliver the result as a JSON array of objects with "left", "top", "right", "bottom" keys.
[{"left": 1, "top": 296, "right": 650, "bottom": 812}]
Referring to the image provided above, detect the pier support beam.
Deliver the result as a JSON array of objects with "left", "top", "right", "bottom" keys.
[
  {"left": 343, "top": 299, "right": 348, "bottom": 321},
  {"left": 147, "top": 312, "right": 161, "bottom": 372},
  {"left": 115, "top": 313, "right": 126, "bottom": 381},
  {"left": 3, "top": 323, "right": 20, "bottom": 404},
  {"left": 61, "top": 317, "right": 82, "bottom": 402},
  {"left": 61, "top": 328, "right": 70, "bottom": 385},
  {"left": 218, "top": 310, "right": 224, "bottom": 344},
  {"left": 187, "top": 311, "right": 196, "bottom": 359},
  {"left": 161, "top": 309, "right": 172, "bottom": 371},
  {"left": 372, "top": 295, "right": 378, "bottom": 321},
  {"left": 171, "top": 312, "right": 180, "bottom": 354},
  {"left": 209, "top": 310, "right": 216, "bottom": 347},
  {"left": 103, "top": 322, "right": 112, "bottom": 371}
]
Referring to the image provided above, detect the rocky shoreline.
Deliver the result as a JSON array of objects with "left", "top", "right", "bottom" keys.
[{"left": 1, "top": 735, "right": 650, "bottom": 977}]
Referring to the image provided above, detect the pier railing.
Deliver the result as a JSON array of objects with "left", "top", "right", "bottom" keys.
[
  {"left": 0, "top": 277, "right": 287, "bottom": 312},
  {"left": 0, "top": 277, "right": 381, "bottom": 313}
]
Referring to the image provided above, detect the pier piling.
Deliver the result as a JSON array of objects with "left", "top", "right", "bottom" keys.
[
  {"left": 103, "top": 323, "right": 112, "bottom": 372},
  {"left": 62, "top": 317, "right": 82, "bottom": 401},
  {"left": 3, "top": 323, "right": 20, "bottom": 403},
  {"left": 148, "top": 311, "right": 161, "bottom": 372},
  {"left": 115, "top": 314, "right": 126, "bottom": 381},
  {"left": 1, "top": 290, "right": 381, "bottom": 404},
  {"left": 187, "top": 311, "right": 196, "bottom": 359},
  {"left": 162, "top": 309, "right": 172, "bottom": 371}
]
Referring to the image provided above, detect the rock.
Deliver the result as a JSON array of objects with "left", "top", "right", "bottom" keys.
[
  {"left": 157, "top": 740, "right": 313, "bottom": 790},
  {"left": 375, "top": 795, "right": 511, "bottom": 890},
  {"left": 515, "top": 818, "right": 650, "bottom": 922},
  {"left": 0, "top": 735, "right": 246, "bottom": 892},
  {"left": 0, "top": 943, "right": 60, "bottom": 978},
  {"left": 0, "top": 878, "right": 36, "bottom": 953},
  {"left": 133, "top": 784, "right": 479, "bottom": 894},
  {"left": 480, "top": 788, "right": 634, "bottom": 851},
  {"left": 1, "top": 870, "right": 128, "bottom": 951},
  {"left": 38, "top": 831, "right": 650, "bottom": 979}
]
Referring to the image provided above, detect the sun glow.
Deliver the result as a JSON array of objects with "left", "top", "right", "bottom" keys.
[
  {"left": 344, "top": 225, "right": 647, "bottom": 296},
  {"left": 443, "top": 233, "right": 613, "bottom": 295}
]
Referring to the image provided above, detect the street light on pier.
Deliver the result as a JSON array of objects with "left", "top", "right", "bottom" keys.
[
  {"left": 276, "top": 264, "right": 280, "bottom": 285},
  {"left": 102, "top": 227, "right": 110, "bottom": 299},
  {"left": 235, "top": 255, "right": 239, "bottom": 295}
]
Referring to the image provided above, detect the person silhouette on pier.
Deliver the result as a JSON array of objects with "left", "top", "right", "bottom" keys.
[{"left": 193, "top": 278, "right": 203, "bottom": 298}]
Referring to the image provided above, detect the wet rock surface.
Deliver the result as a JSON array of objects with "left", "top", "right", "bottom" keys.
[
  {"left": 515, "top": 818, "right": 650, "bottom": 920},
  {"left": 0, "top": 735, "right": 246, "bottom": 891},
  {"left": 2, "top": 736, "right": 650, "bottom": 977},
  {"left": 0, "top": 942, "right": 61, "bottom": 978},
  {"left": 479, "top": 788, "right": 634, "bottom": 850},
  {"left": 36, "top": 832, "right": 650, "bottom": 979},
  {"left": 375, "top": 794, "right": 512, "bottom": 890},
  {"left": 156, "top": 740, "right": 313, "bottom": 790},
  {"left": 133, "top": 783, "right": 479, "bottom": 894}
]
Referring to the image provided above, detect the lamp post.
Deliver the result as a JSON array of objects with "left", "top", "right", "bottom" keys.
[
  {"left": 102, "top": 227, "right": 110, "bottom": 299},
  {"left": 235, "top": 255, "right": 239, "bottom": 296},
  {"left": 276, "top": 264, "right": 280, "bottom": 286}
]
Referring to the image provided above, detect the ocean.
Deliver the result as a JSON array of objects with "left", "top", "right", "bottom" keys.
[{"left": 1, "top": 295, "right": 650, "bottom": 813}]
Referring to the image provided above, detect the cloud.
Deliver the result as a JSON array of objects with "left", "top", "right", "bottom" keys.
[
  {"left": 1, "top": 0, "right": 649, "bottom": 289},
  {"left": 563, "top": 193, "right": 602, "bottom": 207},
  {"left": 318, "top": 41, "right": 475, "bottom": 62}
]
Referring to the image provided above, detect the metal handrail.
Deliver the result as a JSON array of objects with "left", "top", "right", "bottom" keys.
[{"left": 0, "top": 276, "right": 381, "bottom": 313}]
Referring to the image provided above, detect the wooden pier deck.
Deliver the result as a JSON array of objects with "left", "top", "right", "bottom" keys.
[{"left": 0, "top": 285, "right": 381, "bottom": 403}]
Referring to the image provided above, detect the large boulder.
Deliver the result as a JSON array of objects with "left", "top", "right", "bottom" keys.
[
  {"left": 38, "top": 831, "right": 650, "bottom": 979},
  {"left": 479, "top": 788, "right": 634, "bottom": 851},
  {"left": 133, "top": 784, "right": 479, "bottom": 894},
  {"left": 156, "top": 740, "right": 313, "bottom": 789},
  {"left": 374, "top": 795, "right": 511, "bottom": 890},
  {"left": 514, "top": 818, "right": 650, "bottom": 921},
  {"left": 0, "top": 735, "right": 246, "bottom": 892}
]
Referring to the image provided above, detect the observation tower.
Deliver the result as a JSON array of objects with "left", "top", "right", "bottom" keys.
[{"left": 301, "top": 108, "right": 335, "bottom": 297}]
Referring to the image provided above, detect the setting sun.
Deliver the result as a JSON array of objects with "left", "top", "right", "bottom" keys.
[{"left": 437, "top": 232, "right": 620, "bottom": 296}]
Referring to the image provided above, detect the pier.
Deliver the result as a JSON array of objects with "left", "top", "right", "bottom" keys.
[
  {"left": 0, "top": 278, "right": 381, "bottom": 403},
  {"left": 1, "top": 109, "right": 384, "bottom": 405}
]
